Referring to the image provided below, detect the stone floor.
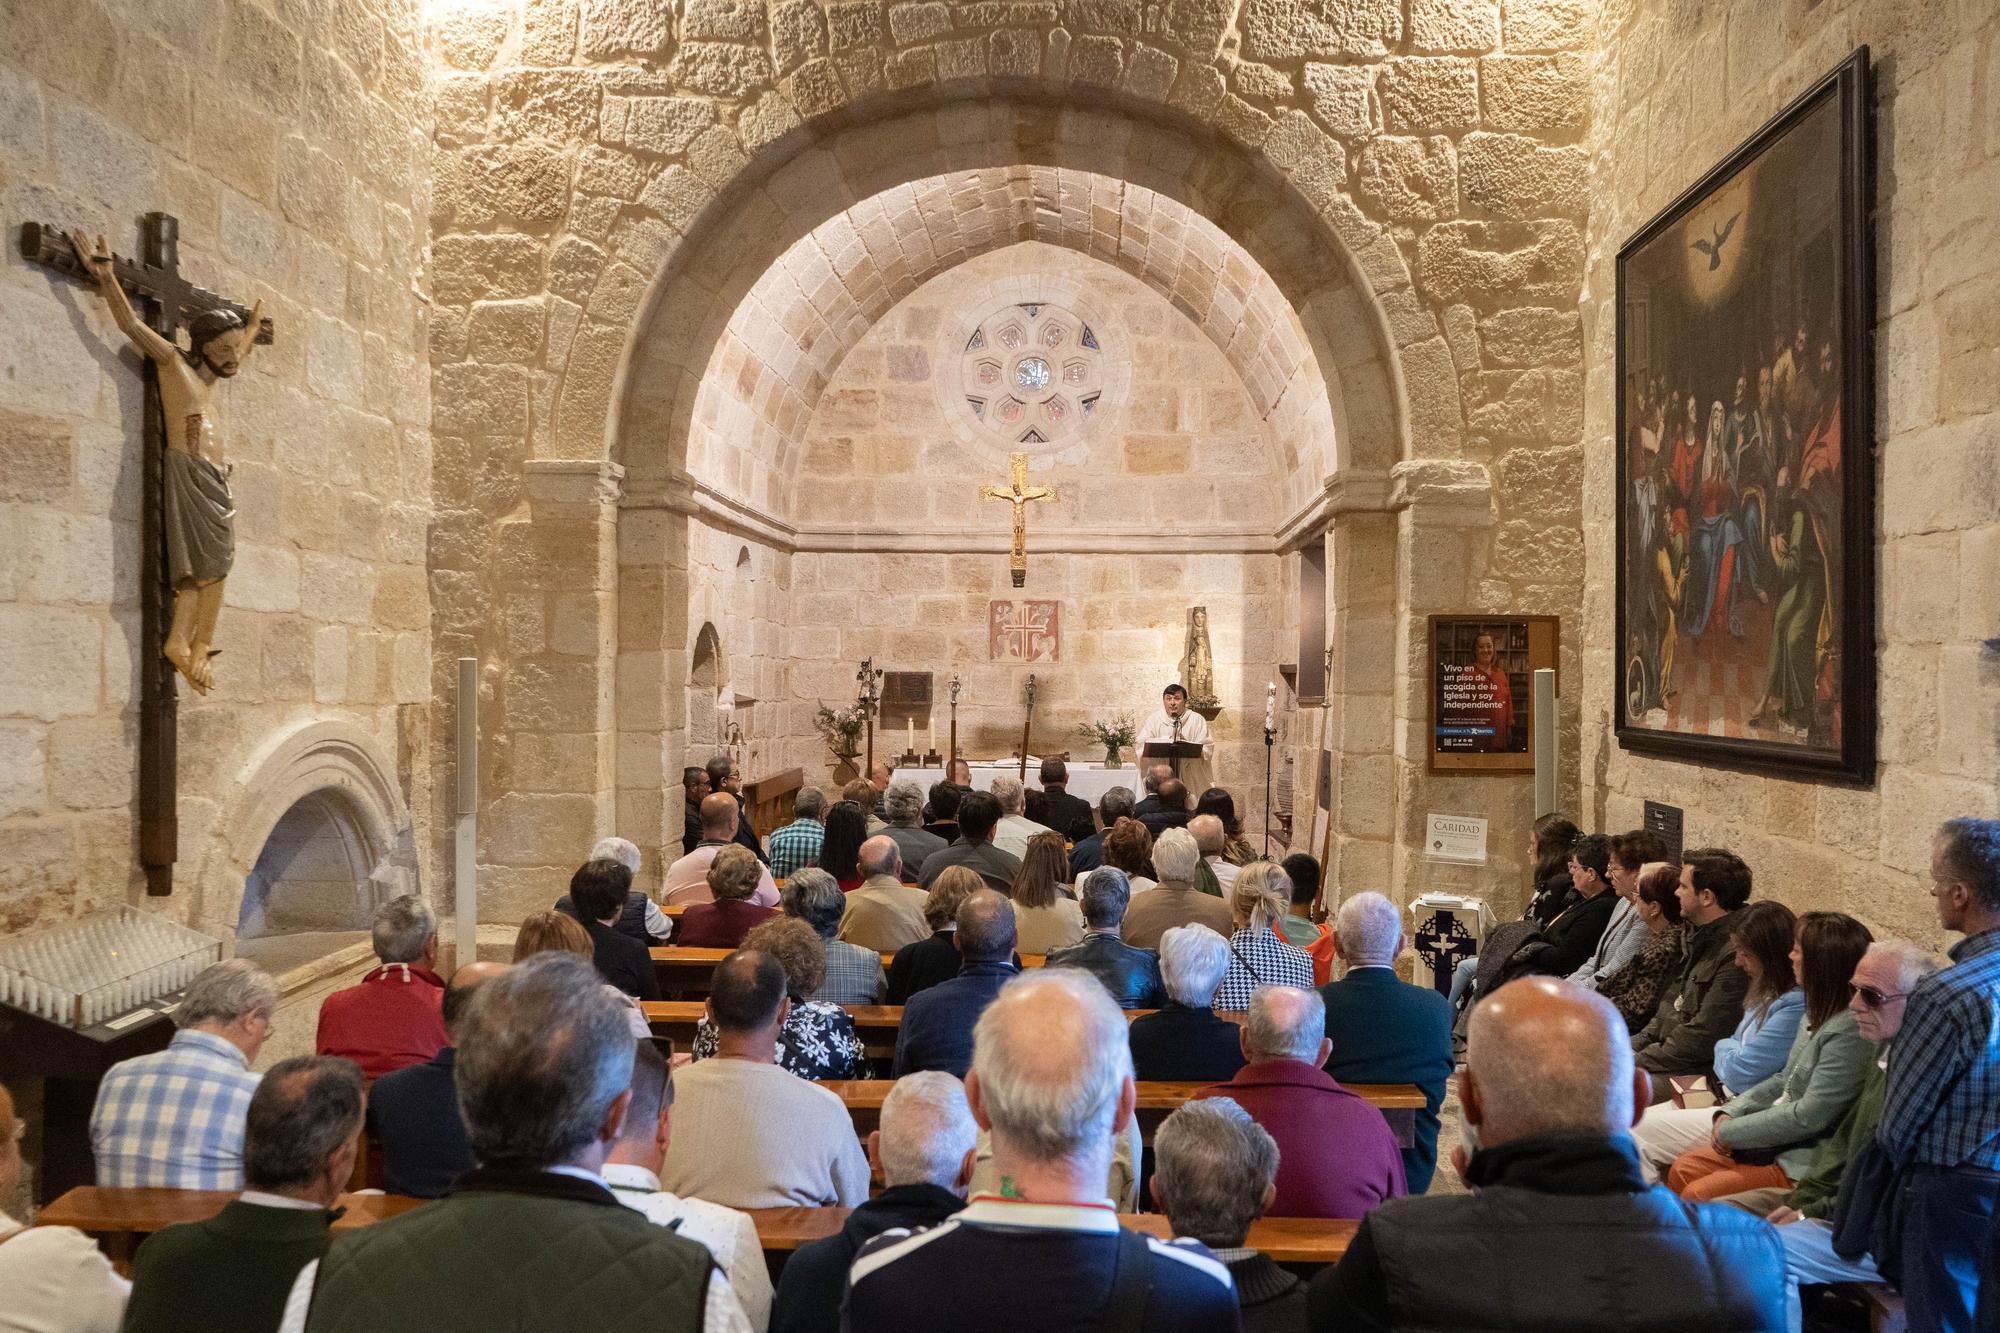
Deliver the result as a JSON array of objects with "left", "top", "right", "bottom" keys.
[{"left": 1426, "top": 1073, "right": 1471, "bottom": 1196}]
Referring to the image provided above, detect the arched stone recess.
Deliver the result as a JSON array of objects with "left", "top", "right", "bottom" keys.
[{"left": 192, "top": 720, "right": 417, "bottom": 953}]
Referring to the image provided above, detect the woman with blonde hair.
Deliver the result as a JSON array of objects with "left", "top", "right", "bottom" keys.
[
  {"left": 886, "top": 865, "right": 986, "bottom": 1004},
  {"left": 1008, "top": 832, "right": 1086, "bottom": 955},
  {"left": 512, "top": 909, "right": 649, "bottom": 1037},
  {"left": 1214, "top": 861, "right": 1315, "bottom": 1010}
]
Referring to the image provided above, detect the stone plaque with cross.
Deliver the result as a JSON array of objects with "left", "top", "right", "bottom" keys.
[{"left": 989, "top": 600, "right": 1060, "bottom": 662}]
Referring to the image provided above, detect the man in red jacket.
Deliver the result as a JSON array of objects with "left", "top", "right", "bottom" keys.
[
  {"left": 315, "top": 895, "right": 447, "bottom": 1078},
  {"left": 1195, "top": 985, "right": 1406, "bottom": 1217}
]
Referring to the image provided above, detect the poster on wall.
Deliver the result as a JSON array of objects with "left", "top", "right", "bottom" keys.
[
  {"left": 1428, "top": 615, "right": 1560, "bottom": 773},
  {"left": 1614, "top": 49, "right": 1875, "bottom": 783}
]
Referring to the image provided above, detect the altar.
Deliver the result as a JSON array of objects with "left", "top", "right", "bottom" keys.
[{"left": 896, "top": 760, "right": 1142, "bottom": 805}]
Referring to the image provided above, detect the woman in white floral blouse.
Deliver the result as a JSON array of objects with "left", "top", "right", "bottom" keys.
[{"left": 691, "top": 916, "right": 871, "bottom": 1079}]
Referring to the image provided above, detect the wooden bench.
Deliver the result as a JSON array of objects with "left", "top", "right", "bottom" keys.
[{"left": 36, "top": 1187, "right": 1352, "bottom": 1270}]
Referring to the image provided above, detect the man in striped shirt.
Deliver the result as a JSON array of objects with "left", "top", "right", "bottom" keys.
[
  {"left": 91, "top": 959, "right": 277, "bottom": 1190},
  {"left": 1879, "top": 817, "right": 2000, "bottom": 1333}
]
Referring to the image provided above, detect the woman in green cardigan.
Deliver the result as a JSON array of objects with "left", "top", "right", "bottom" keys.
[{"left": 1665, "top": 911, "right": 1877, "bottom": 1201}]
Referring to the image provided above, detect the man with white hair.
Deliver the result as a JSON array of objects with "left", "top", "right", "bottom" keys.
[
  {"left": 1128, "top": 925, "right": 1247, "bottom": 1082},
  {"left": 93, "top": 958, "right": 277, "bottom": 1189},
  {"left": 845, "top": 971, "right": 1239, "bottom": 1331},
  {"left": 1727, "top": 940, "right": 1942, "bottom": 1329},
  {"left": 1121, "top": 827, "right": 1232, "bottom": 949},
  {"left": 1154, "top": 1097, "right": 1303, "bottom": 1331},
  {"left": 987, "top": 774, "right": 1056, "bottom": 863},
  {"left": 1306, "top": 976, "right": 1787, "bottom": 1330},
  {"left": 1319, "top": 891, "right": 1454, "bottom": 1192},
  {"left": 314, "top": 894, "right": 448, "bottom": 1078},
  {"left": 1046, "top": 867, "right": 1166, "bottom": 1008},
  {"left": 878, "top": 779, "right": 946, "bottom": 879},
  {"left": 1195, "top": 986, "right": 1404, "bottom": 1217},
  {"left": 554, "top": 836, "right": 674, "bottom": 943},
  {"left": 1188, "top": 814, "right": 1239, "bottom": 895},
  {"left": 771, "top": 1072, "right": 976, "bottom": 1333}
]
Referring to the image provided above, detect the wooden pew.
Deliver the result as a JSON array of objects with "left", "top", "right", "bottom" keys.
[{"left": 38, "top": 1188, "right": 1352, "bottom": 1271}]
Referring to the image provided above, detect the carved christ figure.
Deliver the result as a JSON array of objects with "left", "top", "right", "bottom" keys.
[{"left": 71, "top": 230, "right": 261, "bottom": 695}]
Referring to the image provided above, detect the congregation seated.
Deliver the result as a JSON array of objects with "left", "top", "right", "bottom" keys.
[
  {"left": 845, "top": 970, "right": 1240, "bottom": 1330},
  {"left": 919, "top": 778, "right": 962, "bottom": 843},
  {"left": 817, "top": 799, "right": 871, "bottom": 892},
  {"left": 1595, "top": 861, "right": 1689, "bottom": 1028},
  {"left": 893, "top": 890, "right": 1021, "bottom": 1078},
  {"left": 123, "top": 1056, "right": 362, "bottom": 1333},
  {"left": 1319, "top": 892, "right": 1455, "bottom": 1193},
  {"left": 1006, "top": 831, "right": 1085, "bottom": 954},
  {"left": 659, "top": 950, "right": 869, "bottom": 1209},
  {"left": 782, "top": 867, "right": 884, "bottom": 1004},
  {"left": 1276, "top": 852, "right": 1323, "bottom": 950},
  {"left": 838, "top": 836, "right": 930, "bottom": 952},
  {"left": 879, "top": 778, "right": 946, "bottom": 879},
  {"left": 676, "top": 845, "right": 780, "bottom": 949},
  {"left": 1529, "top": 833, "right": 1619, "bottom": 980},
  {"left": 92, "top": 958, "right": 275, "bottom": 1189},
  {"left": 603, "top": 1040, "right": 773, "bottom": 1333},
  {"left": 284, "top": 954, "right": 746, "bottom": 1332},
  {"left": 1045, "top": 866, "right": 1167, "bottom": 1008},
  {"left": 693, "top": 918, "right": 868, "bottom": 1080},
  {"left": 1567, "top": 829, "right": 1669, "bottom": 987},
  {"left": 1755, "top": 940, "right": 1941, "bottom": 1321},
  {"left": 1128, "top": 925, "right": 1247, "bottom": 1083},
  {"left": 1195, "top": 788, "right": 1258, "bottom": 866},
  {"left": 884, "top": 866, "right": 981, "bottom": 1004},
  {"left": 666, "top": 792, "right": 780, "bottom": 906},
  {"left": 1137, "top": 776, "right": 1191, "bottom": 841},
  {"left": 764, "top": 785, "right": 827, "bottom": 882},
  {"left": 313, "top": 895, "right": 447, "bottom": 1079},
  {"left": 1100, "top": 815, "right": 1157, "bottom": 893},
  {"left": 1196, "top": 987, "right": 1406, "bottom": 1218},
  {"left": 1152, "top": 1098, "right": 1305, "bottom": 1332},
  {"left": 1120, "top": 826, "right": 1231, "bottom": 949},
  {"left": 770, "top": 1071, "right": 975, "bottom": 1333},
  {"left": 367, "top": 962, "right": 507, "bottom": 1198},
  {"left": 555, "top": 836, "right": 672, "bottom": 945},
  {"left": 1632, "top": 848, "right": 1762, "bottom": 1100},
  {"left": 1306, "top": 977, "right": 1789, "bottom": 1330},
  {"left": 1189, "top": 813, "right": 1240, "bottom": 896},
  {"left": 570, "top": 857, "right": 663, "bottom": 1001},
  {"left": 1067, "top": 784, "right": 1134, "bottom": 879},
  {"left": 1658, "top": 911, "right": 1874, "bottom": 1200},
  {"left": 915, "top": 790, "right": 1021, "bottom": 892},
  {"left": 512, "top": 909, "right": 650, "bottom": 1037},
  {"left": 1037, "top": 757, "right": 1097, "bottom": 843},
  {"left": 1214, "top": 863, "right": 1316, "bottom": 1011},
  {"left": 0, "top": 1082, "right": 127, "bottom": 1332},
  {"left": 987, "top": 774, "right": 1057, "bottom": 863}
]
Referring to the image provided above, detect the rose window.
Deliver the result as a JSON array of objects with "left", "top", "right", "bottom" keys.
[{"left": 960, "top": 302, "right": 1105, "bottom": 446}]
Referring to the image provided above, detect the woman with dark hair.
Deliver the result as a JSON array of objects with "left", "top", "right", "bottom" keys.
[
  {"left": 1194, "top": 789, "right": 1257, "bottom": 865},
  {"left": 1526, "top": 813, "right": 1583, "bottom": 924},
  {"left": 1009, "top": 832, "right": 1085, "bottom": 954},
  {"left": 1101, "top": 818, "right": 1157, "bottom": 893},
  {"left": 1665, "top": 912, "right": 1875, "bottom": 1201},
  {"left": 818, "top": 800, "right": 870, "bottom": 892},
  {"left": 1598, "top": 862, "right": 1688, "bottom": 1029},
  {"left": 1715, "top": 900, "right": 1806, "bottom": 1094}
]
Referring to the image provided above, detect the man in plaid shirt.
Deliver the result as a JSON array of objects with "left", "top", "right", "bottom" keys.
[
  {"left": 1879, "top": 817, "right": 2000, "bottom": 1332},
  {"left": 91, "top": 958, "right": 278, "bottom": 1190},
  {"left": 766, "top": 787, "right": 828, "bottom": 881},
  {"left": 784, "top": 867, "right": 886, "bottom": 1004}
]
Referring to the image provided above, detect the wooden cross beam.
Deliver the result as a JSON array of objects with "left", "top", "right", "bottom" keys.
[
  {"left": 20, "top": 214, "right": 273, "bottom": 896},
  {"left": 980, "top": 451, "right": 1058, "bottom": 588}
]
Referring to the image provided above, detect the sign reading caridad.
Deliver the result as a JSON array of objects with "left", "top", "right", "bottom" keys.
[{"left": 1424, "top": 814, "right": 1490, "bottom": 864}]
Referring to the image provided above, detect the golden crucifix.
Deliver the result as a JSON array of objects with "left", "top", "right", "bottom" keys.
[{"left": 980, "top": 451, "right": 1058, "bottom": 587}]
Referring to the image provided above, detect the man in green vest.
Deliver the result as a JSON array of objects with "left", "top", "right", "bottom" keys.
[
  {"left": 123, "top": 1055, "right": 365, "bottom": 1333},
  {"left": 283, "top": 953, "right": 747, "bottom": 1333}
]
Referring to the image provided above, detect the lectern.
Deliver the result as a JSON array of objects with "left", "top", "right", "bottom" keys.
[{"left": 1140, "top": 741, "right": 1204, "bottom": 778}]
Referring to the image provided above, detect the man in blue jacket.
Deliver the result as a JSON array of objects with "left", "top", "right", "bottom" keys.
[
  {"left": 892, "top": 891, "right": 1021, "bottom": 1078},
  {"left": 1318, "top": 892, "right": 1454, "bottom": 1192}
]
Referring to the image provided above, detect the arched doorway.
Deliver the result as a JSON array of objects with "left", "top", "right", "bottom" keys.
[{"left": 235, "top": 788, "right": 389, "bottom": 973}]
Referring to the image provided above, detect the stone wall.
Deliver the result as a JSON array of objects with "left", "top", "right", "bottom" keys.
[
  {"left": 0, "top": 0, "right": 434, "bottom": 945},
  {"left": 1579, "top": 0, "right": 2000, "bottom": 945}
]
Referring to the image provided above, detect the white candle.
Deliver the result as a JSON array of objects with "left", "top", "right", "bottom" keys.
[
  {"left": 907, "top": 719, "right": 915, "bottom": 753},
  {"left": 1265, "top": 681, "right": 1276, "bottom": 732},
  {"left": 929, "top": 717, "right": 936, "bottom": 752}
]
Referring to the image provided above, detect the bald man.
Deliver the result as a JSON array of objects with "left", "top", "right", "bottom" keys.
[
  {"left": 366, "top": 962, "right": 508, "bottom": 1198},
  {"left": 663, "top": 792, "right": 779, "bottom": 907},
  {"left": 1307, "top": 977, "right": 1788, "bottom": 1331},
  {"left": 892, "top": 891, "right": 1021, "bottom": 1078}
]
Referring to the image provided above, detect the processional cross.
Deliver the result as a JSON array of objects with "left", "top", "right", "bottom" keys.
[
  {"left": 21, "top": 215, "right": 273, "bottom": 895},
  {"left": 980, "top": 451, "right": 1058, "bottom": 588}
]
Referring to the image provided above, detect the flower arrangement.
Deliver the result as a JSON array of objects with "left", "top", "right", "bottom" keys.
[
  {"left": 1077, "top": 715, "right": 1137, "bottom": 767},
  {"left": 814, "top": 704, "right": 865, "bottom": 764}
]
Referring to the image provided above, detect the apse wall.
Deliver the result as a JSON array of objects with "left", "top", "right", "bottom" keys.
[
  {"left": 1579, "top": 0, "right": 2000, "bottom": 946},
  {"left": 0, "top": 0, "right": 434, "bottom": 945}
]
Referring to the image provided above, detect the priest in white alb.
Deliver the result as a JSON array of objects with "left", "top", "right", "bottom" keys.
[{"left": 1135, "top": 682, "right": 1212, "bottom": 795}]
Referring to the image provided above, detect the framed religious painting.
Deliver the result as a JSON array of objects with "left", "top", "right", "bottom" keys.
[
  {"left": 1428, "top": 615, "right": 1560, "bottom": 773},
  {"left": 1614, "top": 49, "right": 1876, "bottom": 783}
]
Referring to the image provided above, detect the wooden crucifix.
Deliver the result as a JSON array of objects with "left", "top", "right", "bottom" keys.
[
  {"left": 980, "top": 451, "right": 1058, "bottom": 588},
  {"left": 21, "top": 214, "right": 274, "bottom": 895}
]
